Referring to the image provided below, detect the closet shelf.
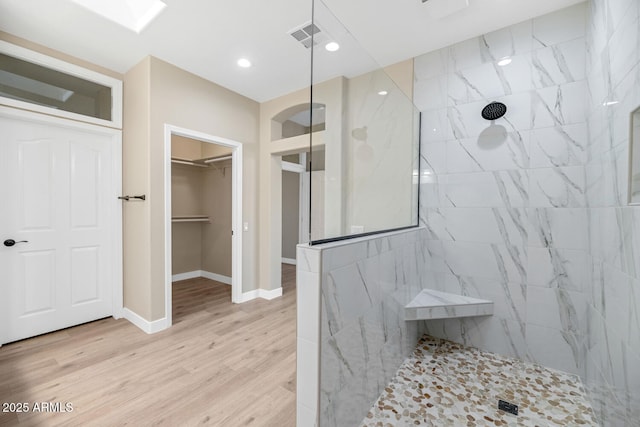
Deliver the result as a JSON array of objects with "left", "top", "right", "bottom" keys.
[
  {"left": 171, "top": 215, "right": 210, "bottom": 223},
  {"left": 171, "top": 155, "right": 232, "bottom": 168}
]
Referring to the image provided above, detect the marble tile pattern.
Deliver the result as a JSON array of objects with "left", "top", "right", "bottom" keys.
[
  {"left": 297, "top": 228, "right": 433, "bottom": 427},
  {"left": 415, "top": 1, "right": 640, "bottom": 425},
  {"left": 404, "top": 289, "right": 494, "bottom": 321},
  {"left": 584, "top": 0, "right": 640, "bottom": 426},
  {"left": 314, "top": 229, "right": 432, "bottom": 427},
  {"left": 360, "top": 335, "right": 598, "bottom": 427}
]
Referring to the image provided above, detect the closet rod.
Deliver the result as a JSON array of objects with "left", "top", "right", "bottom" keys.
[{"left": 171, "top": 159, "right": 208, "bottom": 168}]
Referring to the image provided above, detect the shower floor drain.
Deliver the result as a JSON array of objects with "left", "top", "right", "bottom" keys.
[{"left": 498, "top": 400, "right": 519, "bottom": 416}]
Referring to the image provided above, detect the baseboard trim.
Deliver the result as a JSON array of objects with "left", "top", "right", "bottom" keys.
[
  {"left": 260, "top": 287, "right": 283, "bottom": 300},
  {"left": 201, "top": 271, "right": 232, "bottom": 285},
  {"left": 123, "top": 308, "right": 170, "bottom": 334},
  {"left": 281, "top": 257, "right": 297, "bottom": 265},
  {"left": 172, "top": 270, "right": 201, "bottom": 282},
  {"left": 238, "top": 287, "right": 283, "bottom": 303},
  {"left": 172, "top": 270, "right": 231, "bottom": 285}
]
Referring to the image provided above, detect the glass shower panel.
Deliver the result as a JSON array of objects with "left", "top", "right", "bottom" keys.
[{"left": 309, "top": 0, "right": 420, "bottom": 243}]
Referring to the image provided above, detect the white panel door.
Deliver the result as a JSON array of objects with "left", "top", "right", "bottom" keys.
[{"left": 0, "top": 111, "right": 121, "bottom": 344}]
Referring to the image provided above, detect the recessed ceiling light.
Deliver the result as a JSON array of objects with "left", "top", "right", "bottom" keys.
[
  {"left": 237, "top": 58, "right": 252, "bottom": 68},
  {"left": 497, "top": 57, "right": 512, "bottom": 67},
  {"left": 325, "top": 42, "right": 340, "bottom": 52},
  {"left": 71, "top": 0, "right": 167, "bottom": 33},
  {"left": 378, "top": 90, "right": 388, "bottom": 96},
  {"left": 603, "top": 100, "right": 619, "bottom": 106}
]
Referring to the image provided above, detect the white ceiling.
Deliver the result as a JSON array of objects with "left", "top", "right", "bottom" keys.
[{"left": 0, "top": 0, "right": 585, "bottom": 103}]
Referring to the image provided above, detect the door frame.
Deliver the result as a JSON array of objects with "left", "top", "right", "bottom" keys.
[
  {"left": 164, "top": 125, "right": 243, "bottom": 325},
  {"left": 0, "top": 105, "right": 123, "bottom": 342},
  {"left": 281, "top": 158, "right": 307, "bottom": 249}
]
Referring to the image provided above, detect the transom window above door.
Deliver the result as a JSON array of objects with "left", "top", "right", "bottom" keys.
[{"left": 0, "top": 41, "right": 122, "bottom": 128}]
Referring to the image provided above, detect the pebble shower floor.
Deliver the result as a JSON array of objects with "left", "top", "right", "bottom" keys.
[{"left": 360, "top": 335, "right": 598, "bottom": 426}]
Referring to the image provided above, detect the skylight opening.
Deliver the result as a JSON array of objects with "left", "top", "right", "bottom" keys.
[{"left": 71, "top": 0, "right": 167, "bottom": 33}]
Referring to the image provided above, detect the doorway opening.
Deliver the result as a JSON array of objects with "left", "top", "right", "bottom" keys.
[
  {"left": 281, "top": 154, "right": 305, "bottom": 266},
  {"left": 279, "top": 149, "right": 325, "bottom": 267},
  {"left": 164, "top": 125, "right": 243, "bottom": 327}
]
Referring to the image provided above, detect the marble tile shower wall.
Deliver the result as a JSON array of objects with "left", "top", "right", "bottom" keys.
[
  {"left": 316, "top": 229, "right": 431, "bottom": 427},
  {"left": 416, "top": 2, "right": 591, "bottom": 377},
  {"left": 415, "top": 1, "right": 640, "bottom": 425},
  {"left": 585, "top": 0, "right": 640, "bottom": 425}
]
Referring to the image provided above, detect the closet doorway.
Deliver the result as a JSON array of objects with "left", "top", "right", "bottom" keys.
[{"left": 164, "top": 125, "right": 243, "bottom": 326}]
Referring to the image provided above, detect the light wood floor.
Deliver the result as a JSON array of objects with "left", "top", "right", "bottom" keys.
[{"left": 0, "top": 264, "right": 297, "bottom": 427}]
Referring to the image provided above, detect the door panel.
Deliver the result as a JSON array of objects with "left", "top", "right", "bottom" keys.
[
  {"left": 21, "top": 250, "right": 56, "bottom": 315},
  {"left": 70, "top": 141, "right": 101, "bottom": 228},
  {"left": 19, "top": 139, "right": 55, "bottom": 230},
  {"left": 71, "top": 246, "right": 100, "bottom": 305},
  {"left": 0, "top": 113, "right": 119, "bottom": 344}
]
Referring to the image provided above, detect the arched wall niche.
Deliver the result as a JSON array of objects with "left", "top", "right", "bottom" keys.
[{"left": 271, "top": 102, "right": 326, "bottom": 141}]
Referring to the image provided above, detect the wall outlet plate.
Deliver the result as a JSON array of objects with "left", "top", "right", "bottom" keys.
[{"left": 498, "top": 400, "right": 518, "bottom": 416}]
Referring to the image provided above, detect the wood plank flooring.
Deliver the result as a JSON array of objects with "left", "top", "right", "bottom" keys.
[{"left": 0, "top": 264, "right": 297, "bottom": 427}]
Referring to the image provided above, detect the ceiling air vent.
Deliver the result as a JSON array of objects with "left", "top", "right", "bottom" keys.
[{"left": 288, "top": 22, "right": 329, "bottom": 49}]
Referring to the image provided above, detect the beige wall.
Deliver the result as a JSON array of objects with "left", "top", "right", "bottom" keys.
[
  {"left": 384, "top": 59, "right": 414, "bottom": 101},
  {"left": 258, "top": 78, "right": 343, "bottom": 292},
  {"left": 171, "top": 135, "right": 202, "bottom": 160},
  {"left": 282, "top": 120, "right": 307, "bottom": 139},
  {"left": 122, "top": 56, "right": 259, "bottom": 321},
  {"left": 171, "top": 163, "right": 204, "bottom": 216},
  {"left": 0, "top": 31, "right": 122, "bottom": 80},
  {"left": 282, "top": 171, "right": 300, "bottom": 260},
  {"left": 171, "top": 224, "right": 202, "bottom": 274},
  {"left": 123, "top": 57, "right": 152, "bottom": 319},
  {"left": 259, "top": 86, "right": 311, "bottom": 293},
  {"left": 202, "top": 143, "right": 233, "bottom": 159},
  {"left": 171, "top": 161, "right": 203, "bottom": 275},
  {"left": 149, "top": 57, "right": 258, "bottom": 319},
  {"left": 202, "top": 160, "right": 232, "bottom": 277}
]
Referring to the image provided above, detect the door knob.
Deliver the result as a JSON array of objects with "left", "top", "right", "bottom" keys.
[{"left": 4, "top": 239, "right": 28, "bottom": 247}]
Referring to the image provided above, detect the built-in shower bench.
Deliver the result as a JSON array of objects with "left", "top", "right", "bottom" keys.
[{"left": 404, "top": 289, "right": 493, "bottom": 321}]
